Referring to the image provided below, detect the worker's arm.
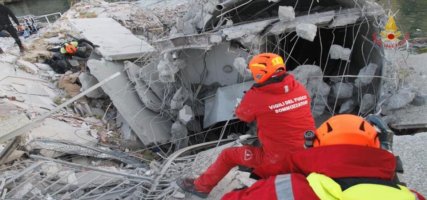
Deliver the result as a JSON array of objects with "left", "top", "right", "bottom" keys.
[
  {"left": 235, "top": 91, "right": 256, "bottom": 123},
  {"left": 5, "top": 6, "right": 20, "bottom": 26}
]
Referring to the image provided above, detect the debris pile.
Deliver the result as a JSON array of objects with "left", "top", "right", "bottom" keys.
[{"left": 0, "top": 0, "right": 426, "bottom": 199}]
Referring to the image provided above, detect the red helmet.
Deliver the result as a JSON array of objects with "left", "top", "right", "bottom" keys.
[
  {"left": 314, "top": 114, "right": 380, "bottom": 148},
  {"left": 248, "top": 53, "right": 286, "bottom": 84}
]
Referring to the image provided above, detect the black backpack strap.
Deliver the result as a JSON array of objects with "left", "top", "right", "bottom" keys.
[{"left": 334, "top": 177, "right": 400, "bottom": 191}]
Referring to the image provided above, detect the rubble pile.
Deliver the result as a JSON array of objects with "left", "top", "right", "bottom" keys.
[{"left": 0, "top": 0, "right": 426, "bottom": 199}]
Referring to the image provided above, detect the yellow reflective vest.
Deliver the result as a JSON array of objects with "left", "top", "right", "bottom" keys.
[
  {"left": 307, "top": 173, "right": 419, "bottom": 200},
  {"left": 60, "top": 41, "right": 79, "bottom": 54}
]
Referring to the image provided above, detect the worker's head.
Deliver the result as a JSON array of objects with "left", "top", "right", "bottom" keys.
[
  {"left": 65, "top": 43, "right": 77, "bottom": 54},
  {"left": 313, "top": 114, "right": 380, "bottom": 148},
  {"left": 248, "top": 53, "right": 286, "bottom": 84}
]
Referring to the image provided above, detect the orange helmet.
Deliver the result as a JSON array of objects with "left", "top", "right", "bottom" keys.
[
  {"left": 314, "top": 114, "right": 380, "bottom": 148},
  {"left": 65, "top": 43, "right": 77, "bottom": 54},
  {"left": 248, "top": 53, "right": 286, "bottom": 84}
]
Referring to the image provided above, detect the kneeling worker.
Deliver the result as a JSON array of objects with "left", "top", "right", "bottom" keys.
[{"left": 222, "top": 114, "right": 425, "bottom": 200}]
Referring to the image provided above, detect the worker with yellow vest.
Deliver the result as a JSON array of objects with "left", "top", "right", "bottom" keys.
[
  {"left": 60, "top": 41, "right": 79, "bottom": 56},
  {"left": 221, "top": 114, "right": 425, "bottom": 200}
]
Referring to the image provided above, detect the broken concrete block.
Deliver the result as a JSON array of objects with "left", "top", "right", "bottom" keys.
[
  {"left": 39, "top": 149, "right": 63, "bottom": 158},
  {"left": 225, "top": 19, "right": 234, "bottom": 27},
  {"left": 125, "top": 61, "right": 163, "bottom": 111},
  {"left": 116, "top": 113, "right": 142, "bottom": 148},
  {"left": 179, "top": 43, "right": 246, "bottom": 86},
  {"left": 291, "top": 65, "right": 330, "bottom": 99},
  {"left": 210, "top": 34, "right": 223, "bottom": 44},
  {"left": 329, "top": 13, "right": 359, "bottom": 27},
  {"left": 359, "top": 93, "right": 376, "bottom": 114},
  {"left": 88, "top": 59, "right": 171, "bottom": 145},
  {"left": 138, "top": 62, "right": 166, "bottom": 101},
  {"left": 355, "top": 63, "right": 378, "bottom": 87},
  {"left": 34, "top": 63, "right": 52, "bottom": 71},
  {"left": 339, "top": 99, "right": 355, "bottom": 113},
  {"left": 312, "top": 81, "right": 331, "bottom": 97},
  {"left": 41, "top": 162, "right": 61, "bottom": 177},
  {"left": 178, "top": 105, "right": 194, "bottom": 125},
  {"left": 158, "top": 59, "right": 179, "bottom": 74},
  {"left": 233, "top": 57, "right": 252, "bottom": 78},
  {"left": 79, "top": 72, "right": 105, "bottom": 98},
  {"left": 2, "top": 150, "right": 25, "bottom": 164},
  {"left": 58, "top": 170, "right": 78, "bottom": 185},
  {"left": 124, "top": 61, "right": 166, "bottom": 106},
  {"left": 384, "top": 88, "right": 416, "bottom": 110},
  {"left": 134, "top": 79, "right": 162, "bottom": 112},
  {"left": 204, "top": 81, "right": 253, "bottom": 128},
  {"left": 332, "top": 82, "right": 353, "bottom": 99},
  {"left": 158, "top": 59, "right": 179, "bottom": 83},
  {"left": 311, "top": 96, "right": 327, "bottom": 117},
  {"left": 16, "top": 59, "right": 39, "bottom": 74},
  {"left": 124, "top": 61, "right": 140, "bottom": 83},
  {"left": 411, "top": 94, "right": 426, "bottom": 106},
  {"left": 329, "top": 44, "right": 352, "bottom": 61},
  {"left": 296, "top": 23, "right": 317, "bottom": 42},
  {"left": 159, "top": 70, "right": 176, "bottom": 83},
  {"left": 278, "top": 6, "right": 295, "bottom": 22},
  {"left": 170, "top": 87, "right": 189, "bottom": 110},
  {"left": 171, "top": 121, "right": 188, "bottom": 149},
  {"left": 291, "top": 65, "right": 322, "bottom": 86},
  {"left": 307, "top": 80, "right": 330, "bottom": 99}
]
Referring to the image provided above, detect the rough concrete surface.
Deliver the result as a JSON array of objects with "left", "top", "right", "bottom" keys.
[
  {"left": 69, "top": 18, "right": 155, "bottom": 61},
  {"left": 387, "top": 53, "right": 427, "bottom": 129},
  {"left": 394, "top": 132, "right": 427, "bottom": 196},
  {"left": 87, "top": 59, "right": 172, "bottom": 145}
]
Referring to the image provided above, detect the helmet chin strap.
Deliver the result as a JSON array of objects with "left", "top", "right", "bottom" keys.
[{"left": 271, "top": 69, "right": 285, "bottom": 77}]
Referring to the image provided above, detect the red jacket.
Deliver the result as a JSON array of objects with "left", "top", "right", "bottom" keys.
[
  {"left": 235, "top": 72, "right": 315, "bottom": 156},
  {"left": 222, "top": 145, "right": 426, "bottom": 200}
]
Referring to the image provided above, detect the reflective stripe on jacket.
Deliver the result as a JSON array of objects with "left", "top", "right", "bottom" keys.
[{"left": 275, "top": 174, "right": 294, "bottom": 200}]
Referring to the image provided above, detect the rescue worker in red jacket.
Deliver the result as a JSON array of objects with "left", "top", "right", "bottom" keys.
[
  {"left": 177, "top": 53, "right": 315, "bottom": 198},
  {"left": 222, "top": 114, "right": 426, "bottom": 200}
]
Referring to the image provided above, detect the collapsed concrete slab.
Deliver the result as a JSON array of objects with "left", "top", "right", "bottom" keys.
[
  {"left": 153, "top": 33, "right": 218, "bottom": 54},
  {"left": 204, "top": 81, "right": 253, "bottom": 128},
  {"left": 180, "top": 42, "right": 250, "bottom": 86},
  {"left": 125, "top": 61, "right": 163, "bottom": 112},
  {"left": 137, "top": 62, "right": 168, "bottom": 101},
  {"left": 69, "top": 18, "right": 155, "bottom": 61},
  {"left": 87, "top": 59, "right": 171, "bottom": 145}
]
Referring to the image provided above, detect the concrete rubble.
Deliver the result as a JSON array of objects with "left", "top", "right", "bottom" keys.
[
  {"left": 296, "top": 23, "right": 318, "bottom": 42},
  {"left": 0, "top": 0, "right": 426, "bottom": 199},
  {"left": 329, "top": 44, "right": 352, "bottom": 61}
]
